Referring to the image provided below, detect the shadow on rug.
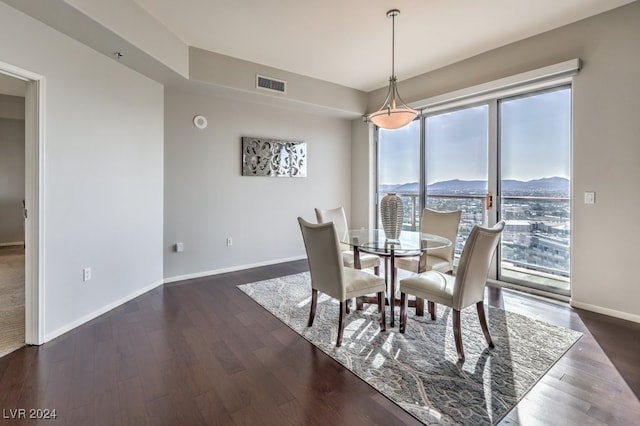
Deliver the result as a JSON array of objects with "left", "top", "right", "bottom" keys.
[{"left": 238, "top": 272, "right": 582, "bottom": 425}]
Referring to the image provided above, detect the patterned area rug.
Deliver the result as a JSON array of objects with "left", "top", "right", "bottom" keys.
[{"left": 238, "top": 272, "right": 582, "bottom": 425}]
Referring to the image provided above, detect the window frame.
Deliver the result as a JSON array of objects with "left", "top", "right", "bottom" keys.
[{"left": 374, "top": 62, "right": 577, "bottom": 298}]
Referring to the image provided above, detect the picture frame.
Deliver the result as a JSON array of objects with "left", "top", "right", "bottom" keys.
[{"left": 241, "top": 136, "right": 306, "bottom": 177}]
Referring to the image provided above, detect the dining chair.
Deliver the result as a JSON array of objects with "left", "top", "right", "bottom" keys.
[
  {"left": 298, "top": 217, "right": 386, "bottom": 347},
  {"left": 399, "top": 221, "right": 505, "bottom": 362},
  {"left": 395, "top": 208, "right": 461, "bottom": 317},
  {"left": 315, "top": 207, "right": 381, "bottom": 276},
  {"left": 395, "top": 208, "right": 462, "bottom": 275}
]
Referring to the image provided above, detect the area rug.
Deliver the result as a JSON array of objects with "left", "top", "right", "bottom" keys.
[{"left": 238, "top": 272, "right": 582, "bottom": 425}]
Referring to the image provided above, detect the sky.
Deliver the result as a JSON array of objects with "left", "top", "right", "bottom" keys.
[{"left": 378, "top": 87, "right": 571, "bottom": 185}]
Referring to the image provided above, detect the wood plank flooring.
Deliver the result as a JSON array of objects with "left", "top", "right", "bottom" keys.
[{"left": 0, "top": 260, "right": 638, "bottom": 425}]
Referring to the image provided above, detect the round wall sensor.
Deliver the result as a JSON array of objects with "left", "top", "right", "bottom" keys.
[{"left": 193, "top": 115, "right": 208, "bottom": 129}]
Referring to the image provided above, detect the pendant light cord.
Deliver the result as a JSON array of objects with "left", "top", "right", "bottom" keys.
[{"left": 391, "top": 12, "right": 395, "bottom": 78}]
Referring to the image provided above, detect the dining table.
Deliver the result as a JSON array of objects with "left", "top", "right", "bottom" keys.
[{"left": 339, "top": 228, "right": 451, "bottom": 327}]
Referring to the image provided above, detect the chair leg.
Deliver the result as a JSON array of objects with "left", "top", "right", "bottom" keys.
[
  {"left": 378, "top": 291, "right": 386, "bottom": 331},
  {"left": 337, "top": 301, "right": 347, "bottom": 347},
  {"left": 308, "top": 289, "right": 318, "bottom": 327},
  {"left": 415, "top": 297, "right": 424, "bottom": 316},
  {"left": 356, "top": 296, "right": 363, "bottom": 311},
  {"left": 384, "top": 258, "right": 390, "bottom": 283},
  {"left": 453, "top": 309, "right": 464, "bottom": 362},
  {"left": 399, "top": 292, "right": 408, "bottom": 333},
  {"left": 477, "top": 301, "right": 494, "bottom": 348},
  {"left": 428, "top": 301, "right": 436, "bottom": 321}
]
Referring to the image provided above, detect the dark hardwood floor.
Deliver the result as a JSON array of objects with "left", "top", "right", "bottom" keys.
[{"left": 0, "top": 260, "right": 638, "bottom": 425}]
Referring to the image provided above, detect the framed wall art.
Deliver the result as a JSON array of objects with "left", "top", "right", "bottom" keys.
[{"left": 241, "top": 136, "right": 307, "bottom": 177}]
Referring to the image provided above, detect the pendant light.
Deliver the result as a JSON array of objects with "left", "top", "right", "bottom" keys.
[{"left": 368, "top": 9, "right": 417, "bottom": 129}]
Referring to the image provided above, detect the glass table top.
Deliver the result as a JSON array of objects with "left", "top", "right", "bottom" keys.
[{"left": 339, "top": 228, "right": 451, "bottom": 256}]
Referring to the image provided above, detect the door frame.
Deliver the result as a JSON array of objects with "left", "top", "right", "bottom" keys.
[{"left": 1, "top": 61, "right": 44, "bottom": 345}]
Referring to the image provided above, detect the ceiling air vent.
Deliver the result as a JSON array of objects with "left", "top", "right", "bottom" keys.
[{"left": 256, "top": 74, "right": 286, "bottom": 94}]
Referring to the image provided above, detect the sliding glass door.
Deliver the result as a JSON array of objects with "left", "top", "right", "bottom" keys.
[
  {"left": 425, "top": 105, "right": 489, "bottom": 257},
  {"left": 376, "top": 84, "right": 572, "bottom": 296},
  {"left": 498, "top": 87, "right": 571, "bottom": 294}
]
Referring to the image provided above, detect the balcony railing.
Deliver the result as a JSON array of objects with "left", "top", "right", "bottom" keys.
[{"left": 377, "top": 191, "right": 570, "bottom": 291}]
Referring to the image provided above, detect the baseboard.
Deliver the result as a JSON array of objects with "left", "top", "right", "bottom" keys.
[
  {"left": 0, "top": 241, "right": 24, "bottom": 247},
  {"left": 43, "top": 257, "right": 308, "bottom": 342},
  {"left": 570, "top": 300, "right": 640, "bottom": 324},
  {"left": 43, "top": 278, "right": 165, "bottom": 342},
  {"left": 163, "top": 255, "right": 307, "bottom": 284}
]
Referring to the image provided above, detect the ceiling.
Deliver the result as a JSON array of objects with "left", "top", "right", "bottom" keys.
[
  {"left": 131, "top": 0, "right": 635, "bottom": 92},
  {"left": 0, "top": 0, "right": 635, "bottom": 96}
]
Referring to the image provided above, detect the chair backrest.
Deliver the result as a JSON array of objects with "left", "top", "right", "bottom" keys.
[
  {"left": 420, "top": 208, "right": 462, "bottom": 262},
  {"left": 298, "top": 217, "right": 346, "bottom": 301},
  {"left": 452, "top": 221, "right": 505, "bottom": 310},
  {"left": 315, "top": 207, "right": 349, "bottom": 251}
]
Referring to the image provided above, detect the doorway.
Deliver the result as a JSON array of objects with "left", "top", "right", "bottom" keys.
[
  {"left": 0, "top": 62, "right": 43, "bottom": 352},
  {"left": 0, "top": 73, "right": 26, "bottom": 356}
]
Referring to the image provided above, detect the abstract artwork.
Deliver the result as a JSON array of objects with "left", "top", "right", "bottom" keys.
[{"left": 241, "top": 137, "right": 306, "bottom": 177}]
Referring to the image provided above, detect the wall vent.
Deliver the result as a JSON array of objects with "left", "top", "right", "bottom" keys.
[{"left": 256, "top": 74, "right": 286, "bottom": 93}]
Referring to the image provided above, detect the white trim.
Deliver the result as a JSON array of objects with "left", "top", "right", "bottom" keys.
[
  {"left": 163, "top": 255, "right": 307, "bottom": 284},
  {"left": 0, "top": 61, "right": 45, "bottom": 346},
  {"left": 44, "top": 279, "right": 165, "bottom": 342},
  {"left": 47, "top": 255, "right": 307, "bottom": 340},
  {"left": 0, "top": 241, "right": 24, "bottom": 247},
  {"left": 413, "top": 58, "right": 581, "bottom": 114},
  {"left": 25, "top": 77, "right": 45, "bottom": 345},
  {"left": 0, "top": 60, "right": 44, "bottom": 81},
  {"left": 570, "top": 300, "right": 640, "bottom": 324}
]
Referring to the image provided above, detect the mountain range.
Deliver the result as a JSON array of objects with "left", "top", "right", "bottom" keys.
[{"left": 381, "top": 177, "right": 569, "bottom": 196}]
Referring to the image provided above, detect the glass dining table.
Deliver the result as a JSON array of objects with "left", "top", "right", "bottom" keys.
[{"left": 339, "top": 228, "right": 451, "bottom": 327}]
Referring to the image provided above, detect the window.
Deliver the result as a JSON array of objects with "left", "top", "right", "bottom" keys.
[
  {"left": 377, "top": 119, "right": 420, "bottom": 230},
  {"left": 376, "top": 76, "right": 573, "bottom": 296},
  {"left": 498, "top": 87, "right": 571, "bottom": 293},
  {"left": 425, "top": 105, "right": 489, "bottom": 256}
]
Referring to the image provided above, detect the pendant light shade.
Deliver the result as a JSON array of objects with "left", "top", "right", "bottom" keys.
[{"left": 368, "top": 9, "right": 417, "bottom": 129}]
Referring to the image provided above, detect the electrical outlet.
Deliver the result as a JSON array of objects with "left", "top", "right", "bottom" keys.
[
  {"left": 584, "top": 191, "right": 596, "bottom": 204},
  {"left": 226, "top": 237, "right": 233, "bottom": 246},
  {"left": 83, "top": 267, "right": 92, "bottom": 282}
]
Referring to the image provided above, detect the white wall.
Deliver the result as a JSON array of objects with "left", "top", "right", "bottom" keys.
[
  {"left": 356, "top": 1, "right": 640, "bottom": 322},
  {"left": 0, "top": 3, "right": 165, "bottom": 340},
  {"left": 0, "top": 95, "right": 25, "bottom": 244},
  {"left": 0, "top": 119, "right": 24, "bottom": 245},
  {"left": 163, "top": 86, "right": 352, "bottom": 280},
  {"left": 0, "top": 103, "right": 24, "bottom": 245},
  {"left": 350, "top": 119, "right": 376, "bottom": 229}
]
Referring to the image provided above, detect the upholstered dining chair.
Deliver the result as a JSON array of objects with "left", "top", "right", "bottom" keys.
[
  {"left": 399, "top": 221, "right": 505, "bottom": 362},
  {"left": 315, "top": 207, "right": 381, "bottom": 276},
  {"left": 395, "top": 208, "right": 461, "bottom": 318},
  {"left": 298, "top": 217, "right": 386, "bottom": 347},
  {"left": 395, "top": 208, "right": 462, "bottom": 275}
]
